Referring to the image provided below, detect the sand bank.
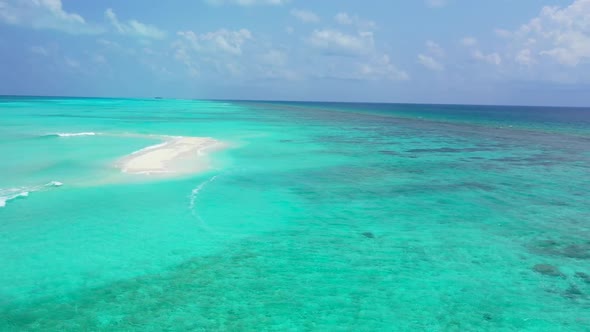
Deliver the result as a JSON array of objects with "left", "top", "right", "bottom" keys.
[{"left": 118, "top": 137, "right": 222, "bottom": 175}]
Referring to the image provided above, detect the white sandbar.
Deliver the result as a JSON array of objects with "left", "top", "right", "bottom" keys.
[{"left": 119, "top": 137, "right": 221, "bottom": 175}]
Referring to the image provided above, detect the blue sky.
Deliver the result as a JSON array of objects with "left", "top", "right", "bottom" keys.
[{"left": 1, "top": 0, "right": 589, "bottom": 106}]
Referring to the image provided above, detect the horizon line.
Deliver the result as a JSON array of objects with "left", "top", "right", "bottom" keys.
[{"left": 0, "top": 94, "right": 588, "bottom": 109}]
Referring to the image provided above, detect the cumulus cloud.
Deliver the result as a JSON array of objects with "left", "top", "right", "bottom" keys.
[
  {"left": 307, "top": 24, "right": 407, "bottom": 81},
  {"left": 473, "top": 50, "right": 502, "bottom": 65},
  {"left": 359, "top": 55, "right": 409, "bottom": 81},
  {"left": 494, "top": 29, "right": 512, "bottom": 38},
  {"left": 105, "top": 8, "right": 165, "bottom": 39},
  {"left": 461, "top": 36, "right": 501, "bottom": 67},
  {"left": 0, "top": 1, "right": 166, "bottom": 39},
  {"left": 262, "top": 49, "right": 287, "bottom": 66},
  {"left": 334, "top": 12, "right": 376, "bottom": 30},
  {"left": 30, "top": 45, "right": 49, "bottom": 56},
  {"left": 460, "top": 37, "right": 478, "bottom": 47},
  {"left": 174, "top": 47, "right": 199, "bottom": 76},
  {"left": 502, "top": 0, "right": 590, "bottom": 66},
  {"left": 64, "top": 57, "right": 80, "bottom": 69},
  {"left": 418, "top": 54, "right": 444, "bottom": 71},
  {"left": 176, "top": 29, "right": 252, "bottom": 55},
  {"left": 316, "top": 53, "right": 408, "bottom": 81},
  {"left": 426, "top": 40, "right": 444, "bottom": 57},
  {"left": 96, "top": 38, "right": 138, "bottom": 57},
  {"left": 515, "top": 49, "right": 535, "bottom": 66},
  {"left": 0, "top": 0, "right": 101, "bottom": 34},
  {"left": 309, "top": 29, "right": 374, "bottom": 55},
  {"left": 92, "top": 54, "right": 107, "bottom": 64},
  {"left": 334, "top": 12, "right": 353, "bottom": 25},
  {"left": 259, "top": 49, "right": 300, "bottom": 80},
  {"left": 417, "top": 40, "right": 445, "bottom": 71},
  {"left": 290, "top": 9, "right": 320, "bottom": 23},
  {"left": 173, "top": 28, "right": 253, "bottom": 77},
  {"left": 205, "top": 0, "right": 289, "bottom": 5}
]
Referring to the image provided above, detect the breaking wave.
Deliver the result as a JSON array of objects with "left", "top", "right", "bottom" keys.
[
  {"left": 0, "top": 181, "right": 63, "bottom": 208},
  {"left": 52, "top": 132, "right": 97, "bottom": 137}
]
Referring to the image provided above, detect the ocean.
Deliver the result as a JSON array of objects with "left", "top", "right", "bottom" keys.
[{"left": 1, "top": 96, "right": 589, "bottom": 331}]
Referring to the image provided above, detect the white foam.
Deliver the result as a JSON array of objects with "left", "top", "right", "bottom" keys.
[
  {"left": 0, "top": 181, "right": 63, "bottom": 208},
  {"left": 54, "top": 132, "right": 97, "bottom": 137},
  {"left": 188, "top": 174, "right": 221, "bottom": 234},
  {"left": 0, "top": 189, "right": 30, "bottom": 208},
  {"left": 128, "top": 141, "right": 170, "bottom": 156},
  {"left": 124, "top": 170, "right": 172, "bottom": 175},
  {"left": 189, "top": 175, "right": 219, "bottom": 210}
]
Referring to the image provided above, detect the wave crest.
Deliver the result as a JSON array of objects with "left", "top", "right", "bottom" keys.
[
  {"left": 53, "top": 132, "right": 97, "bottom": 137},
  {"left": 189, "top": 175, "right": 219, "bottom": 210},
  {"left": 0, "top": 181, "right": 63, "bottom": 208}
]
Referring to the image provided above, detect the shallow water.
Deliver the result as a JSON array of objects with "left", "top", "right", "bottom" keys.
[{"left": 1, "top": 97, "right": 589, "bottom": 331}]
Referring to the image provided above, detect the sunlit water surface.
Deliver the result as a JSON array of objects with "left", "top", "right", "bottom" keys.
[{"left": 1, "top": 97, "right": 589, "bottom": 331}]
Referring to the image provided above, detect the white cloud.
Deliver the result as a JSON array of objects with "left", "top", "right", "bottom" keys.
[
  {"left": 30, "top": 46, "right": 49, "bottom": 56},
  {"left": 96, "top": 38, "right": 138, "bottom": 56},
  {"left": 262, "top": 49, "right": 287, "bottom": 66},
  {"left": 418, "top": 54, "right": 444, "bottom": 71},
  {"left": 426, "top": 40, "right": 444, "bottom": 57},
  {"left": 173, "top": 28, "right": 253, "bottom": 77},
  {"left": 174, "top": 47, "right": 199, "bottom": 76},
  {"left": 515, "top": 49, "right": 535, "bottom": 66},
  {"left": 317, "top": 54, "right": 408, "bottom": 81},
  {"left": 495, "top": 29, "right": 512, "bottom": 38},
  {"left": 473, "top": 50, "right": 502, "bottom": 65},
  {"left": 309, "top": 29, "right": 374, "bottom": 55},
  {"left": 259, "top": 49, "right": 300, "bottom": 80},
  {"left": 0, "top": 2, "right": 166, "bottom": 39},
  {"left": 417, "top": 40, "right": 444, "bottom": 71},
  {"left": 205, "top": 0, "right": 289, "bottom": 5},
  {"left": 503, "top": 0, "right": 590, "bottom": 66},
  {"left": 64, "top": 57, "right": 80, "bottom": 69},
  {"left": 461, "top": 37, "right": 478, "bottom": 46},
  {"left": 334, "top": 12, "right": 376, "bottom": 30},
  {"left": 290, "top": 9, "right": 319, "bottom": 23},
  {"left": 307, "top": 25, "right": 406, "bottom": 81},
  {"left": 105, "top": 8, "right": 165, "bottom": 40},
  {"left": 97, "top": 39, "right": 117, "bottom": 48},
  {"left": 92, "top": 54, "right": 107, "bottom": 64},
  {"left": 334, "top": 12, "right": 353, "bottom": 25},
  {"left": 359, "top": 55, "right": 409, "bottom": 81},
  {"left": 0, "top": 0, "right": 101, "bottom": 34},
  {"left": 177, "top": 29, "right": 252, "bottom": 55},
  {"left": 224, "top": 62, "right": 243, "bottom": 76}
]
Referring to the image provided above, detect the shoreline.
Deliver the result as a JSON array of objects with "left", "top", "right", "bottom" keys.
[{"left": 117, "top": 136, "right": 223, "bottom": 176}]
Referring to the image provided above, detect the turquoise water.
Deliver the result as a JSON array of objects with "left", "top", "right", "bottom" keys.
[{"left": 1, "top": 97, "right": 589, "bottom": 331}]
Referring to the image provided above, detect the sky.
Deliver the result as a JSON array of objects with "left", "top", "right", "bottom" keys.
[{"left": 1, "top": 0, "right": 589, "bottom": 106}]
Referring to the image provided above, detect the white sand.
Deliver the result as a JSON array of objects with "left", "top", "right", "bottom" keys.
[{"left": 119, "top": 137, "right": 221, "bottom": 175}]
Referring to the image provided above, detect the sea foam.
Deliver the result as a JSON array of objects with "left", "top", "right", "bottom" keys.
[
  {"left": 189, "top": 175, "right": 219, "bottom": 210},
  {"left": 0, "top": 181, "right": 63, "bottom": 208},
  {"left": 53, "top": 132, "right": 97, "bottom": 137},
  {"left": 187, "top": 174, "right": 220, "bottom": 234},
  {"left": 128, "top": 141, "right": 170, "bottom": 156},
  {"left": 0, "top": 191, "right": 28, "bottom": 208}
]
